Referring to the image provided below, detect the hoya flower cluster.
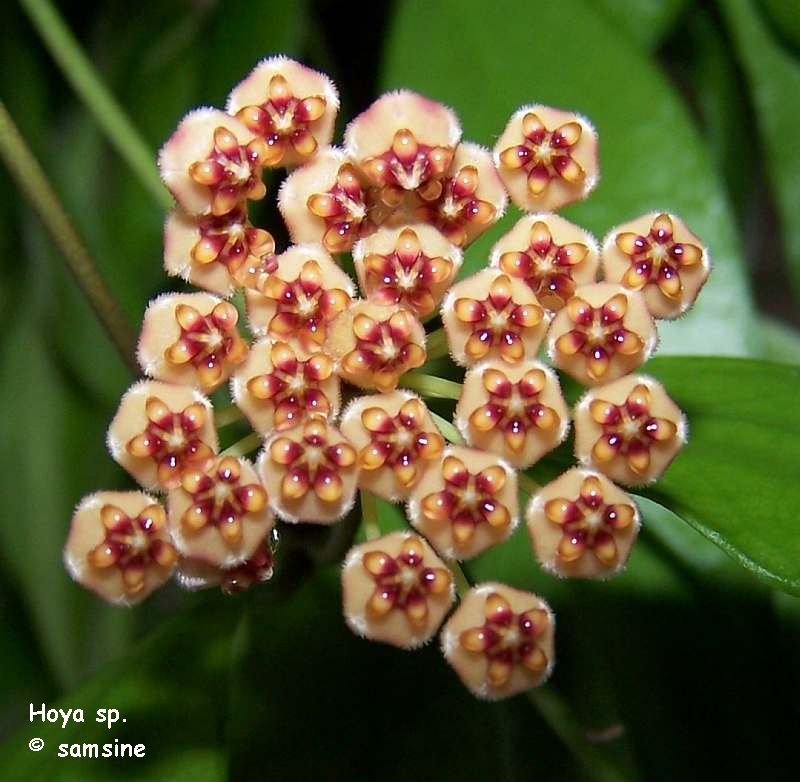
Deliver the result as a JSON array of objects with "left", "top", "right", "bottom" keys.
[{"left": 64, "top": 56, "right": 710, "bottom": 701}]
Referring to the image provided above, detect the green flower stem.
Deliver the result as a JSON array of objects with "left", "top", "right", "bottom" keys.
[
  {"left": 400, "top": 372, "right": 462, "bottom": 400},
  {"left": 430, "top": 411, "right": 465, "bottom": 445},
  {"left": 360, "top": 491, "right": 381, "bottom": 541},
  {"left": 19, "top": 0, "right": 172, "bottom": 209},
  {"left": 444, "top": 558, "right": 472, "bottom": 598},
  {"left": 518, "top": 472, "right": 541, "bottom": 497},
  {"left": 215, "top": 405, "right": 246, "bottom": 427},
  {"left": 424, "top": 326, "right": 449, "bottom": 360},
  {"left": 0, "top": 101, "right": 138, "bottom": 373},
  {"left": 222, "top": 431, "right": 262, "bottom": 458}
]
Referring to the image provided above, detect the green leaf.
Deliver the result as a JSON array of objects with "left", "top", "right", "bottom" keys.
[
  {"left": 592, "top": 0, "right": 689, "bottom": 49},
  {"left": 643, "top": 356, "right": 800, "bottom": 594},
  {"left": 720, "top": 0, "right": 800, "bottom": 298},
  {"left": 382, "top": 0, "right": 759, "bottom": 357}
]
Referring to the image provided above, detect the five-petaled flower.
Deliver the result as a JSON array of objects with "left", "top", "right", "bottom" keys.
[
  {"left": 362, "top": 535, "right": 452, "bottom": 626},
  {"left": 246, "top": 341, "right": 335, "bottom": 430},
  {"left": 459, "top": 590, "right": 550, "bottom": 687},
  {"left": 421, "top": 456, "right": 511, "bottom": 544},
  {"left": 498, "top": 220, "right": 590, "bottom": 310},
  {"left": 126, "top": 395, "right": 215, "bottom": 488},
  {"left": 554, "top": 293, "right": 643, "bottom": 380},
  {"left": 269, "top": 419, "right": 357, "bottom": 502},
  {"left": 615, "top": 212, "right": 703, "bottom": 300},
  {"left": 360, "top": 227, "right": 454, "bottom": 317},
  {"left": 454, "top": 274, "right": 544, "bottom": 363},
  {"left": 544, "top": 474, "right": 635, "bottom": 565},
  {"left": 588, "top": 382, "right": 678, "bottom": 475},
  {"left": 497, "top": 112, "right": 584, "bottom": 197},
  {"left": 260, "top": 259, "right": 351, "bottom": 350},
  {"left": 165, "top": 300, "right": 249, "bottom": 390},
  {"left": 179, "top": 456, "right": 268, "bottom": 545},
  {"left": 341, "top": 308, "right": 426, "bottom": 391},
  {"left": 469, "top": 367, "right": 560, "bottom": 453},
  {"left": 358, "top": 397, "right": 445, "bottom": 487},
  {"left": 188, "top": 125, "right": 268, "bottom": 216},
  {"left": 88, "top": 503, "right": 177, "bottom": 596}
]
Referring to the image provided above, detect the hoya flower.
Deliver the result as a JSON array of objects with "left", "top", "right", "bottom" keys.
[
  {"left": 159, "top": 109, "right": 268, "bottom": 217},
  {"left": 231, "top": 338, "right": 340, "bottom": 434},
  {"left": 494, "top": 105, "right": 598, "bottom": 212},
  {"left": 325, "top": 302, "right": 426, "bottom": 392},
  {"left": 410, "top": 142, "right": 507, "bottom": 247},
  {"left": 64, "top": 491, "right": 177, "bottom": 605},
  {"left": 527, "top": 468, "right": 640, "bottom": 578},
  {"left": 176, "top": 538, "right": 275, "bottom": 595},
  {"left": 340, "top": 391, "right": 445, "bottom": 501},
  {"left": 226, "top": 56, "right": 339, "bottom": 167},
  {"left": 245, "top": 245, "right": 355, "bottom": 351},
  {"left": 345, "top": 90, "right": 461, "bottom": 207},
  {"left": 168, "top": 455, "right": 272, "bottom": 567},
  {"left": 163, "top": 207, "right": 277, "bottom": 296},
  {"left": 107, "top": 380, "right": 218, "bottom": 490},
  {"left": 441, "top": 583, "right": 554, "bottom": 700},
  {"left": 138, "top": 293, "right": 249, "bottom": 391},
  {"left": 490, "top": 214, "right": 599, "bottom": 311},
  {"left": 353, "top": 225, "right": 461, "bottom": 319},
  {"left": 278, "top": 148, "right": 375, "bottom": 253},
  {"left": 602, "top": 211, "right": 710, "bottom": 319},
  {"left": 547, "top": 283, "right": 656, "bottom": 385},
  {"left": 342, "top": 532, "right": 454, "bottom": 648},
  {"left": 455, "top": 360, "right": 569, "bottom": 469},
  {"left": 574, "top": 375, "right": 686, "bottom": 485},
  {"left": 260, "top": 419, "right": 359, "bottom": 524},
  {"left": 442, "top": 269, "right": 547, "bottom": 366},
  {"left": 408, "top": 447, "right": 518, "bottom": 559}
]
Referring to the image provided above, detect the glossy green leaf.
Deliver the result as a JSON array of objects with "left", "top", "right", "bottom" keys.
[
  {"left": 721, "top": 0, "right": 800, "bottom": 298},
  {"left": 382, "top": 0, "right": 759, "bottom": 357},
  {"left": 643, "top": 356, "right": 800, "bottom": 594}
]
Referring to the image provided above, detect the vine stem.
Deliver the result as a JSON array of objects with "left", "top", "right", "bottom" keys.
[
  {"left": 400, "top": 372, "right": 462, "bottom": 400},
  {"left": 222, "top": 431, "right": 262, "bottom": 458},
  {"left": 359, "top": 491, "right": 381, "bottom": 541},
  {"left": 0, "top": 100, "right": 138, "bottom": 372},
  {"left": 19, "top": 0, "right": 172, "bottom": 209}
]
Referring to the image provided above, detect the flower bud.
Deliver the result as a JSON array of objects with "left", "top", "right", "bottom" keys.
[
  {"left": 353, "top": 224, "right": 461, "bottom": 319},
  {"left": 231, "top": 338, "right": 340, "bottom": 435},
  {"left": 455, "top": 359, "right": 569, "bottom": 469},
  {"left": 107, "top": 380, "right": 217, "bottom": 490},
  {"left": 490, "top": 213, "right": 599, "bottom": 311},
  {"left": 167, "top": 455, "right": 272, "bottom": 567},
  {"left": 64, "top": 491, "right": 177, "bottom": 605},
  {"left": 441, "top": 269, "right": 548, "bottom": 366},
  {"left": 407, "top": 446, "right": 518, "bottom": 560},
  {"left": 574, "top": 374, "right": 686, "bottom": 485},
  {"left": 547, "top": 282, "right": 657, "bottom": 385},
  {"left": 138, "top": 292, "right": 249, "bottom": 391},
  {"left": 226, "top": 56, "right": 338, "bottom": 167},
  {"left": 340, "top": 390, "right": 445, "bottom": 501},
  {"left": 602, "top": 211, "right": 710, "bottom": 319},
  {"left": 158, "top": 108, "right": 267, "bottom": 216},
  {"left": 526, "top": 467, "right": 640, "bottom": 578},
  {"left": 325, "top": 301, "right": 426, "bottom": 392},
  {"left": 494, "top": 104, "right": 598, "bottom": 212},
  {"left": 245, "top": 244, "right": 355, "bottom": 351},
  {"left": 258, "top": 419, "right": 359, "bottom": 524},
  {"left": 342, "top": 531, "right": 454, "bottom": 648},
  {"left": 441, "top": 583, "right": 554, "bottom": 699}
]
